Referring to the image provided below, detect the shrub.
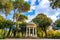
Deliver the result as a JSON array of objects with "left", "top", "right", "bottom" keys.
[
  {"left": 0, "top": 29, "right": 4, "bottom": 39},
  {"left": 47, "top": 30, "right": 60, "bottom": 38}
]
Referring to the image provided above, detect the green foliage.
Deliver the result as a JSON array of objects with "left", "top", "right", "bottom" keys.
[
  {"left": 0, "top": 29, "right": 4, "bottom": 39},
  {"left": 0, "top": 0, "right": 13, "bottom": 16},
  {"left": 20, "top": 2, "right": 30, "bottom": 12},
  {"left": 19, "top": 22, "right": 27, "bottom": 31},
  {"left": 18, "top": 14, "right": 28, "bottom": 22},
  {"left": 0, "top": 19, "right": 13, "bottom": 29},
  {"left": 0, "top": 15, "right": 5, "bottom": 21},
  {"left": 47, "top": 30, "right": 60, "bottom": 38},
  {"left": 0, "top": 0, "right": 8, "bottom": 9},
  {"left": 37, "top": 27, "right": 45, "bottom": 38},
  {"left": 55, "top": 19, "right": 60, "bottom": 28},
  {"left": 4, "top": 2, "right": 13, "bottom": 16},
  {"left": 49, "top": 0, "right": 60, "bottom": 9},
  {"left": 13, "top": 0, "right": 24, "bottom": 9},
  {"left": 37, "top": 28, "right": 60, "bottom": 38},
  {"left": 5, "top": 20, "right": 13, "bottom": 28},
  {"left": 0, "top": 0, "right": 30, "bottom": 17},
  {"left": 13, "top": 0, "right": 30, "bottom": 12},
  {"left": 13, "top": 13, "right": 28, "bottom": 38},
  {"left": 0, "top": 0, "right": 30, "bottom": 38},
  {"left": 15, "top": 0, "right": 24, "bottom": 4},
  {"left": 32, "top": 13, "right": 52, "bottom": 29},
  {"left": 14, "top": 13, "right": 28, "bottom": 22},
  {"left": 32, "top": 13, "right": 52, "bottom": 37},
  {"left": 0, "top": 15, "right": 6, "bottom": 29}
]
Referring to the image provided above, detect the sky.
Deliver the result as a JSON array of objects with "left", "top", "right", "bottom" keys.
[
  {"left": 24, "top": 0, "right": 60, "bottom": 22},
  {"left": 2, "top": 0, "right": 60, "bottom": 23}
]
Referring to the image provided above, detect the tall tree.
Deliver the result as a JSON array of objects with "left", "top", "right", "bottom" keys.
[
  {"left": 13, "top": 13, "right": 28, "bottom": 37},
  {"left": 19, "top": 22, "right": 27, "bottom": 37},
  {"left": 0, "top": 15, "right": 7, "bottom": 38},
  {"left": 0, "top": 15, "right": 13, "bottom": 38},
  {"left": 0, "top": 0, "right": 30, "bottom": 38},
  {"left": 0, "top": 0, "right": 13, "bottom": 37},
  {"left": 12, "top": 0, "right": 30, "bottom": 22},
  {"left": 11, "top": 0, "right": 30, "bottom": 37},
  {"left": 32, "top": 13, "right": 52, "bottom": 37}
]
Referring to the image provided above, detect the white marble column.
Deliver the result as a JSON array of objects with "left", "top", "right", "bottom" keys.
[
  {"left": 33, "top": 27, "right": 34, "bottom": 37},
  {"left": 35, "top": 28, "right": 37, "bottom": 37}
]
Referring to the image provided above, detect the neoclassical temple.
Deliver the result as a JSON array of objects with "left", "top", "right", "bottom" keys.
[{"left": 26, "top": 22, "right": 37, "bottom": 37}]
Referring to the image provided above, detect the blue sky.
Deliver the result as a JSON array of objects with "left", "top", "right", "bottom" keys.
[
  {"left": 1, "top": 0, "right": 60, "bottom": 22},
  {"left": 24, "top": 0, "right": 60, "bottom": 22}
]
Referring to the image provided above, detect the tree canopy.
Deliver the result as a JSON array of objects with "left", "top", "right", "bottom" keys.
[
  {"left": 0, "top": 0, "right": 13, "bottom": 16},
  {"left": 13, "top": 13, "right": 28, "bottom": 22},
  {"left": 0, "top": 0, "right": 30, "bottom": 16},
  {"left": 55, "top": 19, "right": 60, "bottom": 27},
  {"left": 32, "top": 13, "right": 52, "bottom": 28},
  {"left": 49, "top": 0, "right": 60, "bottom": 9},
  {"left": 12, "top": 0, "right": 30, "bottom": 13},
  {"left": 0, "top": 15, "right": 13, "bottom": 29}
]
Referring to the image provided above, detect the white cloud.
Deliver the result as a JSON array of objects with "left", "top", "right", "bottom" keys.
[
  {"left": 28, "top": 6, "right": 36, "bottom": 12},
  {"left": 47, "top": 12, "right": 60, "bottom": 22},
  {"left": 0, "top": 14, "right": 6, "bottom": 18},
  {"left": 30, "top": 0, "right": 36, "bottom": 5},
  {"left": 39, "top": 0, "right": 49, "bottom": 8},
  {"left": 38, "top": 0, "right": 41, "bottom": 2},
  {"left": 9, "top": 18, "right": 13, "bottom": 21},
  {"left": 26, "top": 14, "right": 36, "bottom": 23},
  {"left": 50, "top": 15, "right": 57, "bottom": 22},
  {"left": 26, "top": 12, "right": 39, "bottom": 23},
  {"left": 30, "top": 6, "right": 36, "bottom": 10},
  {"left": 25, "top": 0, "right": 36, "bottom": 12}
]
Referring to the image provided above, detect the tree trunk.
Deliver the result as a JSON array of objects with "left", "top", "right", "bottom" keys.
[
  {"left": 3, "top": 29, "right": 6, "bottom": 38},
  {"left": 42, "top": 28, "right": 44, "bottom": 38},
  {"left": 13, "top": 30, "right": 16, "bottom": 37},
  {"left": 3, "top": 16, "right": 7, "bottom": 38},
  {"left": 44, "top": 28, "right": 47, "bottom": 38},
  {"left": 42, "top": 31, "right": 43, "bottom": 38},
  {"left": 21, "top": 31, "right": 24, "bottom": 37},
  {"left": 7, "top": 27, "right": 11, "bottom": 37}
]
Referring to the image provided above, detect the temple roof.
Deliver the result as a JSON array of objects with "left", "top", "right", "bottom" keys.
[{"left": 26, "top": 22, "right": 37, "bottom": 28}]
